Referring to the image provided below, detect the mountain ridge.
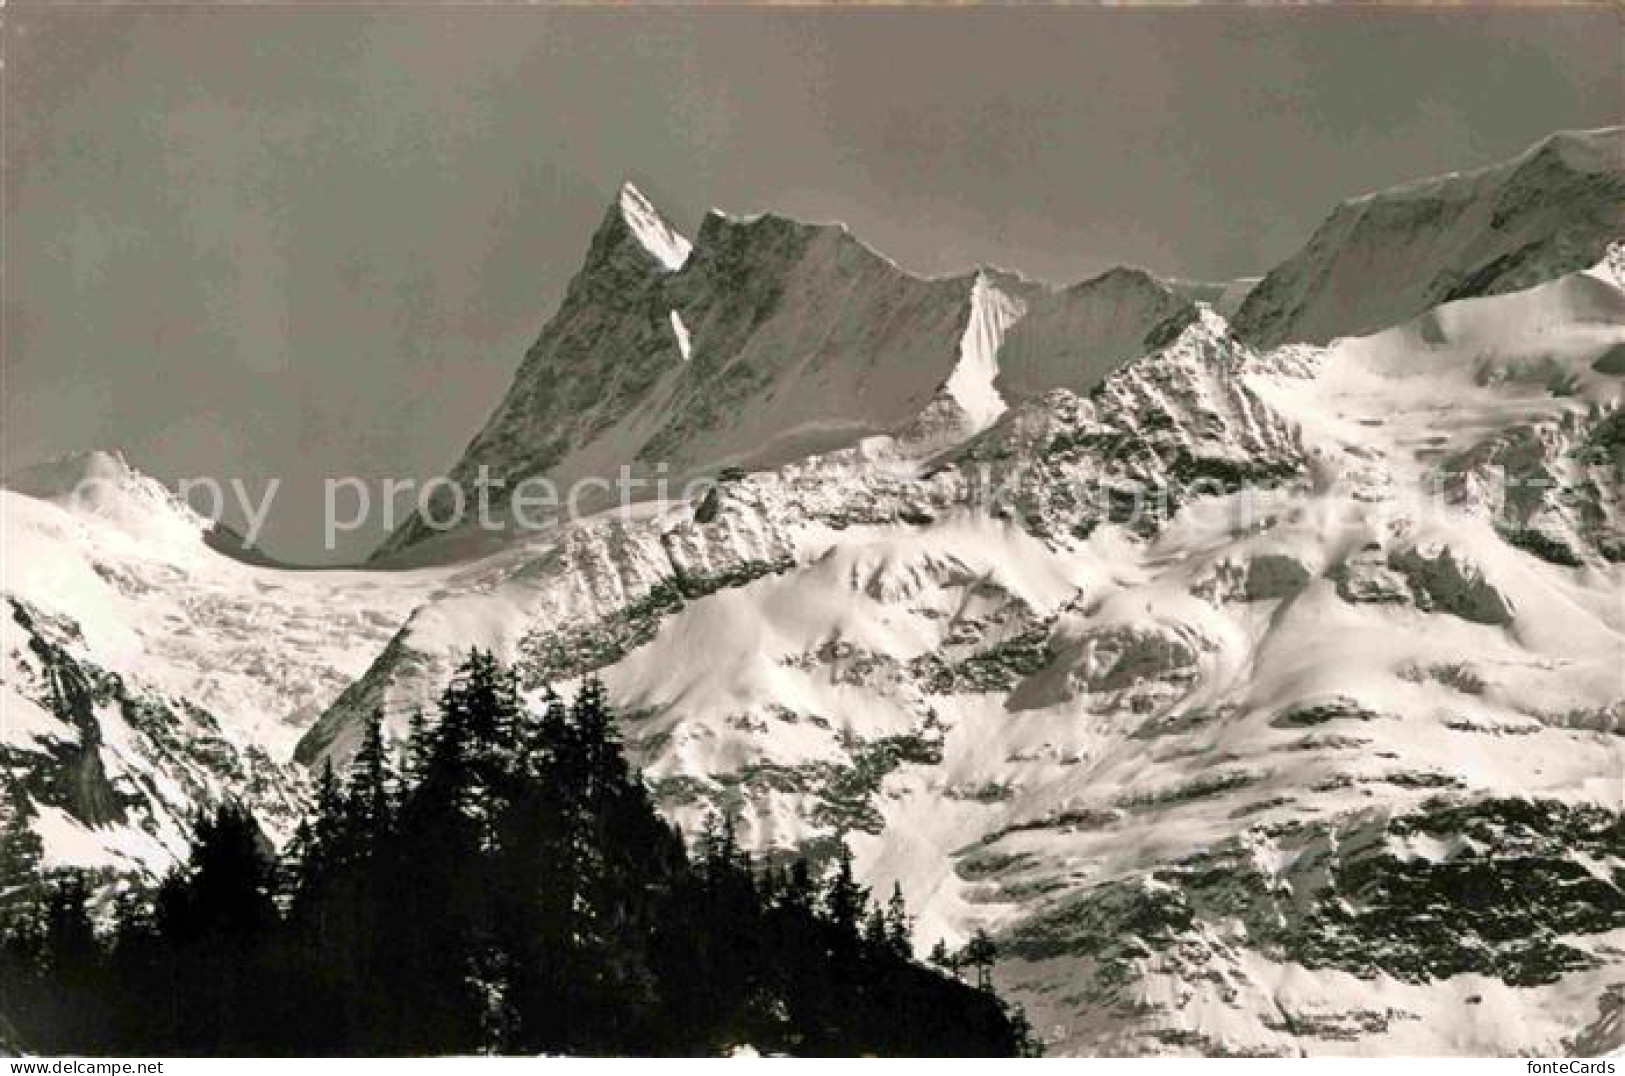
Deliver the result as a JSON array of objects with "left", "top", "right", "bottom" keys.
[
  {"left": 1232, "top": 124, "right": 1625, "bottom": 348},
  {"left": 4, "top": 131, "right": 1624, "bottom": 1056},
  {"left": 372, "top": 185, "right": 1202, "bottom": 563}
]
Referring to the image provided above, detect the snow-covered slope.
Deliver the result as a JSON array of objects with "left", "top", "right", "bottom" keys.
[
  {"left": 0, "top": 452, "right": 446, "bottom": 873},
  {"left": 5, "top": 143, "right": 1623, "bottom": 1055},
  {"left": 1233, "top": 126, "right": 1625, "bottom": 348},
  {"left": 374, "top": 186, "right": 1193, "bottom": 563},
  {"left": 299, "top": 256, "right": 1624, "bottom": 1055}
]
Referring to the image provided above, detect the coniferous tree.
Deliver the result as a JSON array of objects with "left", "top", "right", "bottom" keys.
[
  {"left": 862, "top": 904, "right": 889, "bottom": 948},
  {"left": 103, "top": 885, "right": 166, "bottom": 1051},
  {"left": 40, "top": 872, "right": 104, "bottom": 1050},
  {"left": 823, "top": 843, "right": 868, "bottom": 937},
  {"left": 345, "top": 711, "right": 394, "bottom": 841},
  {"left": 0, "top": 787, "right": 47, "bottom": 1048},
  {"left": 962, "top": 928, "right": 998, "bottom": 992},
  {"left": 7, "top": 651, "right": 1033, "bottom": 1058},
  {"left": 153, "top": 801, "right": 280, "bottom": 1053},
  {"left": 884, "top": 882, "right": 912, "bottom": 957},
  {"left": 402, "top": 708, "right": 432, "bottom": 788},
  {"left": 0, "top": 787, "right": 44, "bottom": 904}
]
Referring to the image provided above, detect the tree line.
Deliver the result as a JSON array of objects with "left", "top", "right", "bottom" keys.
[{"left": 0, "top": 652, "right": 1036, "bottom": 1056}]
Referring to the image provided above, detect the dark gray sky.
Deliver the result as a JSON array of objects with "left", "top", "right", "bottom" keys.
[{"left": 5, "top": 5, "right": 1622, "bottom": 562}]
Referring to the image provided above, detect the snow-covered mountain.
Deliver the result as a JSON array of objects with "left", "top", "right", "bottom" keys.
[
  {"left": 294, "top": 266, "right": 1625, "bottom": 1054},
  {"left": 373, "top": 184, "right": 1198, "bottom": 563},
  {"left": 0, "top": 451, "right": 447, "bottom": 873},
  {"left": 4, "top": 129, "right": 1623, "bottom": 1054},
  {"left": 1233, "top": 126, "right": 1625, "bottom": 348}
]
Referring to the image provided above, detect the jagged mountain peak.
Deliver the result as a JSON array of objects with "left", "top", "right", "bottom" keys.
[
  {"left": 374, "top": 199, "right": 1200, "bottom": 562},
  {"left": 687, "top": 202, "right": 919, "bottom": 284}
]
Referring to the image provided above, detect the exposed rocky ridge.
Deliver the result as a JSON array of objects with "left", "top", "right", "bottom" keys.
[
  {"left": 1443, "top": 405, "right": 1625, "bottom": 566},
  {"left": 944, "top": 307, "right": 1306, "bottom": 541},
  {"left": 998, "top": 798, "right": 1625, "bottom": 1054},
  {"left": 376, "top": 186, "right": 1196, "bottom": 562},
  {"left": 1, "top": 598, "right": 305, "bottom": 877},
  {"left": 299, "top": 307, "right": 1309, "bottom": 773},
  {"left": 1233, "top": 126, "right": 1625, "bottom": 348}
]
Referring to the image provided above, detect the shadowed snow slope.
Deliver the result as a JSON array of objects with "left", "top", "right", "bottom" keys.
[{"left": 1233, "top": 126, "right": 1625, "bottom": 349}]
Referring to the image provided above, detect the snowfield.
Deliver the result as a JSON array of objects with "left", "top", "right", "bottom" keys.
[{"left": 4, "top": 128, "right": 1622, "bottom": 1055}]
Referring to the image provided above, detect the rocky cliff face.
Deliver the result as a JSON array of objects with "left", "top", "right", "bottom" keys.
[
  {"left": 1233, "top": 126, "right": 1625, "bottom": 349},
  {"left": 0, "top": 453, "right": 438, "bottom": 871},
  {"left": 374, "top": 185, "right": 1195, "bottom": 563},
  {"left": 1, "top": 596, "right": 306, "bottom": 877}
]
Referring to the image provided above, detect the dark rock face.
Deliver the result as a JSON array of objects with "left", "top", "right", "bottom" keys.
[
  {"left": 1269, "top": 696, "right": 1385, "bottom": 728},
  {"left": 3, "top": 599, "right": 305, "bottom": 874},
  {"left": 377, "top": 193, "right": 980, "bottom": 561},
  {"left": 375, "top": 184, "right": 1201, "bottom": 564},
  {"left": 948, "top": 312, "right": 1306, "bottom": 542},
  {"left": 999, "top": 797, "right": 1625, "bottom": 1050},
  {"left": 1442, "top": 407, "right": 1625, "bottom": 567},
  {"left": 1233, "top": 127, "right": 1625, "bottom": 348},
  {"left": 1294, "top": 800, "right": 1625, "bottom": 987},
  {"left": 1386, "top": 544, "right": 1515, "bottom": 626},
  {"left": 6, "top": 603, "right": 126, "bottom": 827},
  {"left": 1242, "top": 554, "right": 1313, "bottom": 602},
  {"left": 1332, "top": 541, "right": 1517, "bottom": 625}
]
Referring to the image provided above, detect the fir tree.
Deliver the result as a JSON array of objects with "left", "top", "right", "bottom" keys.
[
  {"left": 345, "top": 711, "right": 394, "bottom": 842},
  {"left": 823, "top": 843, "right": 868, "bottom": 936},
  {"left": 10, "top": 652, "right": 1031, "bottom": 1058},
  {"left": 962, "top": 928, "right": 997, "bottom": 992},
  {"left": 884, "top": 882, "right": 912, "bottom": 957},
  {"left": 0, "top": 786, "right": 44, "bottom": 906}
]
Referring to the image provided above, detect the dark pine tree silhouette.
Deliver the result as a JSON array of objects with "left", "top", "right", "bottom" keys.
[{"left": 4, "top": 651, "right": 1037, "bottom": 1058}]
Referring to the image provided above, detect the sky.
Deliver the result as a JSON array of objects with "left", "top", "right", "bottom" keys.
[{"left": 4, "top": 4, "right": 1622, "bottom": 562}]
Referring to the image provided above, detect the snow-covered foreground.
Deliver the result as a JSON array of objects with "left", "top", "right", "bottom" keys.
[{"left": 3, "top": 130, "right": 1622, "bottom": 1055}]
